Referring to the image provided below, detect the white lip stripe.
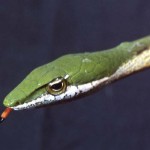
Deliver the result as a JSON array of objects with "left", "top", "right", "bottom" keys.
[{"left": 12, "top": 77, "right": 109, "bottom": 110}]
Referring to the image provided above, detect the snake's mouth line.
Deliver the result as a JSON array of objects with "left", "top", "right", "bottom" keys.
[{"left": 11, "top": 77, "right": 109, "bottom": 110}]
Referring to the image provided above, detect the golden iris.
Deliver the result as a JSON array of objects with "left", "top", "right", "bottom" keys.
[{"left": 46, "top": 77, "right": 67, "bottom": 95}]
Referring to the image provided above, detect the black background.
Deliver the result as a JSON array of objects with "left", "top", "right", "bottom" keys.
[{"left": 0, "top": 0, "right": 150, "bottom": 150}]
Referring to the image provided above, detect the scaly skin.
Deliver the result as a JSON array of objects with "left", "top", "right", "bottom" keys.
[{"left": 3, "top": 36, "right": 150, "bottom": 108}]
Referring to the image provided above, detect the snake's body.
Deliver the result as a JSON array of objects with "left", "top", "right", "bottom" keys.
[{"left": 3, "top": 36, "right": 150, "bottom": 110}]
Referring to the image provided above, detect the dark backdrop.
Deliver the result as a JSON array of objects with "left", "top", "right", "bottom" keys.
[{"left": 0, "top": 0, "right": 150, "bottom": 150}]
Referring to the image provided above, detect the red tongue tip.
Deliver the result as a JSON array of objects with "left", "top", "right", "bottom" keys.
[{"left": 0, "top": 108, "right": 13, "bottom": 124}]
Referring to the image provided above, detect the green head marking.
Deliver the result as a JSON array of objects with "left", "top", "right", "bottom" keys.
[
  {"left": 3, "top": 36, "right": 150, "bottom": 110},
  {"left": 4, "top": 53, "right": 106, "bottom": 109}
]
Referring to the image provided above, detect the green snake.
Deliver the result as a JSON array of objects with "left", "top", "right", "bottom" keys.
[{"left": 2, "top": 36, "right": 150, "bottom": 111}]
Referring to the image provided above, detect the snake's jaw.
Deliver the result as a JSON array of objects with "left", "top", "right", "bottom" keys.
[{"left": 6, "top": 77, "right": 109, "bottom": 111}]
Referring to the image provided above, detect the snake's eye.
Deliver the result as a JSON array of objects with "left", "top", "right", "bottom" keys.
[{"left": 46, "top": 77, "right": 67, "bottom": 95}]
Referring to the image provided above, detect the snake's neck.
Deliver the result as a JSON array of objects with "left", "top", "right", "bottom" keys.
[
  {"left": 108, "top": 47, "right": 150, "bottom": 82},
  {"left": 73, "top": 47, "right": 150, "bottom": 96},
  {"left": 91, "top": 47, "right": 150, "bottom": 91}
]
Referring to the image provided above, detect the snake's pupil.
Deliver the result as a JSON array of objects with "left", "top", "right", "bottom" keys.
[
  {"left": 51, "top": 82, "right": 63, "bottom": 91},
  {"left": 47, "top": 77, "right": 67, "bottom": 95}
]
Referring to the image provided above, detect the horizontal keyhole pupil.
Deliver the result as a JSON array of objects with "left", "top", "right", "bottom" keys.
[{"left": 51, "top": 82, "right": 63, "bottom": 91}]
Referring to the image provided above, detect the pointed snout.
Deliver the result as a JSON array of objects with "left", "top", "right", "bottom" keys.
[{"left": 3, "top": 98, "right": 19, "bottom": 107}]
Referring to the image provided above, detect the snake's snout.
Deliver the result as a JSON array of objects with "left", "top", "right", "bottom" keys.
[
  {"left": 3, "top": 89, "right": 26, "bottom": 108},
  {"left": 3, "top": 98, "right": 20, "bottom": 108}
]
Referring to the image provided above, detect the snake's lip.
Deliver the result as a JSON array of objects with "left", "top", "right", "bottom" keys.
[
  {"left": 11, "top": 94, "right": 52, "bottom": 110},
  {"left": 9, "top": 78, "right": 109, "bottom": 110}
]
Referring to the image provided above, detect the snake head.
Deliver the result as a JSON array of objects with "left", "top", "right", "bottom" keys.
[{"left": 3, "top": 53, "right": 109, "bottom": 110}]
